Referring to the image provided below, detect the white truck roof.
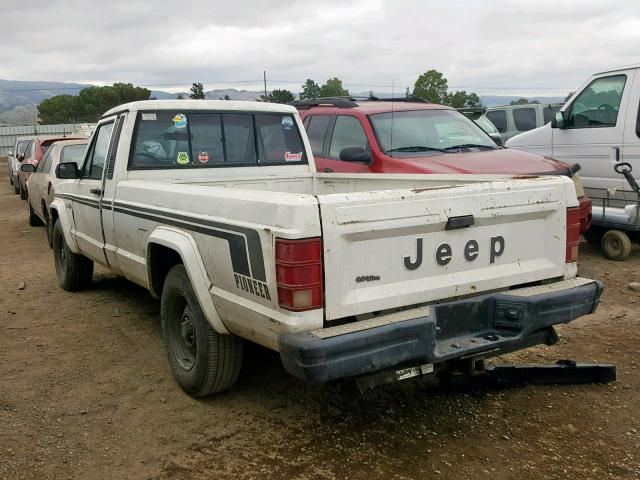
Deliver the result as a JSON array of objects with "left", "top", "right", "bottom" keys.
[{"left": 101, "top": 99, "right": 297, "bottom": 118}]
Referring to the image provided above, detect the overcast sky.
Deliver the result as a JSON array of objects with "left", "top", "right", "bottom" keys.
[{"left": 1, "top": 0, "right": 639, "bottom": 96}]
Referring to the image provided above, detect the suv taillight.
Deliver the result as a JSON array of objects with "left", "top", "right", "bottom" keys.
[
  {"left": 275, "top": 238, "right": 323, "bottom": 311},
  {"left": 566, "top": 207, "right": 580, "bottom": 263}
]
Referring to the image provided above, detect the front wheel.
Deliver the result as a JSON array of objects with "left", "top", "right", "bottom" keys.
[
  {"left": 161, "top": 265, "right": 243, "bottom": 397},
  {"left": 53, "top": 219, "right": 94, "bottom": 291},
  {"left": 601, "top": 229, "right": 632, "bottom": 261},
  {"left": 28, "top": 202, "right": 43, "bottom": 227}
]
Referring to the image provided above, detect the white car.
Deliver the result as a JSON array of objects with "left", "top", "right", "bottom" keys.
[
  {"left": 49, "top": 100, "right": 602, "bottom": 397},
  {"left": 506, "top": 64, "right": 640, "bottom": 192}
]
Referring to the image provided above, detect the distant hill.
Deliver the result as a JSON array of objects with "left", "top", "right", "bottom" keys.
[
  {"left": 0, "top": 104, "right": 39, "bottom": 126},
  {"left": 0, "top": 80, "right": 89, "bottom": 113}
]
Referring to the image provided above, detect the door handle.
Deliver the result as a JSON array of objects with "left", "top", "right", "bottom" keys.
[
  {"left": 90, "top": 188, "right": 102, "bottom": 195},
  {"left": 47, "top": 182, "right": 52, "bottom": 195},
  {"left": 614, "top": 146, "right": 620, "bottom": 162}
]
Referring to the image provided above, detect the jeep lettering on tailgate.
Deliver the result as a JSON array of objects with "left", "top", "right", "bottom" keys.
[{"left": 404, "top": 236, "right": 505, "bottom": 270}]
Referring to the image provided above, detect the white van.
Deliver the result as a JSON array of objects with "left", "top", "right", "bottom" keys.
[
  {"left": 506, "top": 64, "right": 640, "bottom": 191},
  {"left": 486, "top": 103, "right": 562, "bottom": 143}
]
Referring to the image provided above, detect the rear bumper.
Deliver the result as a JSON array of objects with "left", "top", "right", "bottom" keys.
[{"left": 278, "top": 278, "right": 603, "bottom": 384}]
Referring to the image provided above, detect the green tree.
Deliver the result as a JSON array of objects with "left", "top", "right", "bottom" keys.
[
  {"left": 564, "top": 91, "right": 575, "bottom": 102},
  {"left": 300, "top": 79, "right": 322, "bottom": 99},
  {"left": 446, "top": 90, "right": 482, "bottom": 108},
  {"left": 176, "top": 93, "right": 185, "bottom": 99},
  {"left": 189, "top": 82, "right": 205, "bottom": 99},
  {"left": 319, "top": 78, "right": 349, "bottom": 97},
  {"left": 510, "top": 98, "right": 529, "bottom": 105},
  {"left": 412, "top": 70, "right": 449, "bottom": 104},
  {"left": 38, "top": 83, "right": 150, "bottom": 124},
  {"left": 259, "top": 89, "right": 295, "bottom": 104}
]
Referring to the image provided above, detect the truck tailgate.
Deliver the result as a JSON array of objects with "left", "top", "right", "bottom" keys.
[{"left": 318, "top": 177, "right": 572, "bottom": 320}]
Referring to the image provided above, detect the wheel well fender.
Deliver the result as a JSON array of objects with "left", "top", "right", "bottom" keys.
[
  {"left": 147, "top": 227, "right": 229, "bottom": 334},
  {"left": 49, "top": 198, "right": 80, "bottom": 254}
]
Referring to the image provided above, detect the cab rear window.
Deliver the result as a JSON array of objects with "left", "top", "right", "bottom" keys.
[{"left": 129, "top": 111, "right": 307, "bottom": 169}]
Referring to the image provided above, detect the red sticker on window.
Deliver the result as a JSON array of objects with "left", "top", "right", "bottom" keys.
[
  {"left": 197, "top": 151, "right": 210, "bottom": 163},
  {"left": 284, "top": 151, "right": 303, "bottom": 162}
]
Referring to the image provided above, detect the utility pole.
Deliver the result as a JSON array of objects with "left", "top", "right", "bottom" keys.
[{"left": 263, "top": 70, "right": 267, "bottom": 97}]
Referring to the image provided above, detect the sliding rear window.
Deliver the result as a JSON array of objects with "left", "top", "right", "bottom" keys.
[{"left": 129, "top": 110, "right": 307, "bottom": 169}]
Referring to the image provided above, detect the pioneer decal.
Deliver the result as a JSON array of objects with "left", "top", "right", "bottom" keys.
[
  {"left": 234, "top": 273, "right": 272, "bottom": 300},
  {"left": 404, "top": 236, "right": 505, "bottom": 270}
]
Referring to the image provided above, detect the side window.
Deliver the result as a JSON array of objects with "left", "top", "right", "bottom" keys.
[
  {"left": 566, "top": 75, "right": 626, "bottom": 128},
  {"left": 60, "top": 144, "right": 88, "bottom": 166},
  {"left": 83, "top": 122, "right": 114, "bottom": 179},
  {"left": 17, "top": 141, "right": 29, "bottom": 156},
  {"left": 329, "top": 116, "right": 369, "bottom": 159},
  {"left": 23, "top": 141, "right": 35, "bottom": 159},
  {"left": 513, "top": 108, "right": 537, "bottom": 132},
  {"left": 543, "top": 106, "right": 560, "bottom": 124},
  {"left": 486, "top": 110, "right": 507, "bottom": 133},
  {"left": 255, "top": 114, "right": 306, "bottom": 164},
  {"left": 37, "top": 148, "right": 54, "bottom": 173},
  {"left": 305, "top": 115, "right": 331, "bottom": 156}
]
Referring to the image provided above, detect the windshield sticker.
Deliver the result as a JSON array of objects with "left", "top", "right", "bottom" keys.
[
  {"left": 172, "top": 114, "right": 187, "bottom": 129},
  {"left": 281, "top": 116, "right": 294, "bottom": 130},
  {"left": 197, "top": 151, "right": 210, "bottom": 163},
  {"left": 176, "top": 151, "right": 190, "bottom": 164},
  {"left": 284, "top": 151, "right": 303, "bottom": 162},
  {"left": 141, "top": 113, "right": 157, "bottom": 121}
]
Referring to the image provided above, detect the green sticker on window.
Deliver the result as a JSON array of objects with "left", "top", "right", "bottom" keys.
[{"left": 176, "top": 151, "right": 189, "bottom": 164}]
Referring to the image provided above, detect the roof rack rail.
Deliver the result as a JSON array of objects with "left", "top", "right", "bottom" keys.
[
  {"left": 290, "top": 97, "right": 358, "bottom": 109},
  {"left": 365, "top": 96, "right": 430, "bottom": 103}
]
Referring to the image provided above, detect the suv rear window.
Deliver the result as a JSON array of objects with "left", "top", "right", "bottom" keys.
[
  {"left": 486, "top": 110, "right": 507, "bottom": 133},
  {"left": 513, "top": 107, "right": 536, "bottom": 131},
  {"left": 129, "top": 111, "right": 306, "bottom": 169}
]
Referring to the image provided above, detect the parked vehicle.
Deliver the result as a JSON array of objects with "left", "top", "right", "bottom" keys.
[
  {"left": 486, "top": 103, "right": 562, "bottom": 143},
  {"left": 458, "top": 107, "right": 503, "bottom": 145},
  {"left": 6, "top": 137, "right": 31, "bottom": 194},
  {"left": 20, "top": 139, "right": 89, "bottom": 246},
  {"left": 584, "top": 162, "right": 639, "bottom": 260},
  {"left": 506, "top": 64, "right": 640, "bottom": 192},
  {"left": 15, "top": 134, "right": 83, "bottom": 200},
  {"left": 48, "top": 100, "right": 602, "bottom": 397},
  {"left": 294, "top": 98, "right": 592, "bottom": 234}
]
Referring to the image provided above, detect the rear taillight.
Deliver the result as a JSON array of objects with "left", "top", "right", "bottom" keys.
[
  {"left": 275, "top": 238, "right": 323, "bottom": 311},
  {"left": 566, "top": 207, "right": 580, "bottom": 263}
]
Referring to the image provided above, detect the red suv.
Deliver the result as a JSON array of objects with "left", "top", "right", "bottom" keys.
[
  {"left": 295, "top": 98, "right": 592, "bottom": 233},
  {"left": 16, "top": 135, "right": 83, "bottom": 200}
]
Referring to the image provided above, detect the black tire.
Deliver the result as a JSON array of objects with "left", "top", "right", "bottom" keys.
[
  {"left": 161, "top": 265, "right": 243, "bottom": 397},
  {"left": 14, "top": 183, "right": 20, "bottom": 195},
  {"left": 45, "top": 214, "right": 53, "bottom": 249},
  {"left": 583, "top": 226, "right": 604, "bottom": 246},
  {"left": 28, "top": 202, "right": 43, "bottom": 227},
  {"left": 9, "top": 173, "right": 13, "bottom": 185},
  {"left": 601, "top": 229, "right": 632, "bottom": 261},
  {"left": 52, "top": 219, "right": 94, "bottom": 291},
  {"left": 19, "top": 183, "right": 27, "bottom": 200}
]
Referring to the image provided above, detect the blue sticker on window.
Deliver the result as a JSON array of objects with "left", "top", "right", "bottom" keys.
[
  {"left": 173, "top": 114, "right": 187, "bottom": 129},
  {"left": 281, "top": 116, "right": 294, "bottom": 130}
]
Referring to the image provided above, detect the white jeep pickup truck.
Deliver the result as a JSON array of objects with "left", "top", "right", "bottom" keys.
[{"left": 49, "top": 100, "right": 602, "bottom": 397}]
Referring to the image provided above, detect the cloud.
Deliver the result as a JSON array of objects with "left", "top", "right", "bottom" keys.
[{"left": 0, "top": 0, "right": 638, "bottom": 95}]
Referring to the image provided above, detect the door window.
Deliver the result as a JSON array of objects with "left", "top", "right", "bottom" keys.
[
  {"left": 543, "top": 105, "right": 560, "bottom": 124},
  {"left": 329, "top": 116, "right": 369, "bottom": 159},
  {"left": 83, "top": 122, "right": 114, "bottom": 179},
  {"left": 61, "top": 144, "right": 88, "bottom": 166},
  {"left": 37, "top": 148, "right": 54, "bottom": 174},
  {"left": 566, "top": 75, "right": 626, "bottom": 128},
  {"left": 16, "top": 140, "right": 29, "bottom": 156},
  {"left": 23, "top": 141, "right": 35, "bottom": 160},
  {"left": 486, "top": 110, "right": 507, "bottom": 133},
  {"left": 513, "top": 108, "right": 536, "bottom": 131},
  {"left": 305, "top": 115, "right": 331, "bottom": 156}
]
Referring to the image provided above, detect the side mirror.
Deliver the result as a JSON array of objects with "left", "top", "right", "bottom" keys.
[
  {"left": 20, "top": 164, "right": 35, "bottom": 173},
  {"left": 551, "top": 111, "right": 565, "bottom": 129},
  {"left": 488, "top": 132, "right": 504, "bottom": 146},
  {"left": 16, "top": 154, "right": 25, "bottom": 162},
  {"left": 7, "top": 150, "right": 13, "bottom": 157},
  {"left": 56, "top": 162, "right": 79, "bottom": 179},
  {"left": 339, "top": 146, "right": 372, "bottom": 163}
]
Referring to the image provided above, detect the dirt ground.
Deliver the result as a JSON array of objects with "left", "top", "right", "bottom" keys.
[{"left": 1, "top": 169, "right": 639, "bottom": 480}]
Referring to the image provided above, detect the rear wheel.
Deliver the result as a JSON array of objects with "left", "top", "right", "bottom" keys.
[
  {"left": 583, "top": 226, "right": 605, "bottom": 246},
  {"left": 161, "top": 265, "right": 243, "bottom": 397},
  {"left": 13, "top": 182, "right": 20, "bottom": 195},
  {"left": 53, "top": 219, "right": 94, "bottom": 291},
  {"left": 601, "top": 229, "right": 632, "bottom": 261}
]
